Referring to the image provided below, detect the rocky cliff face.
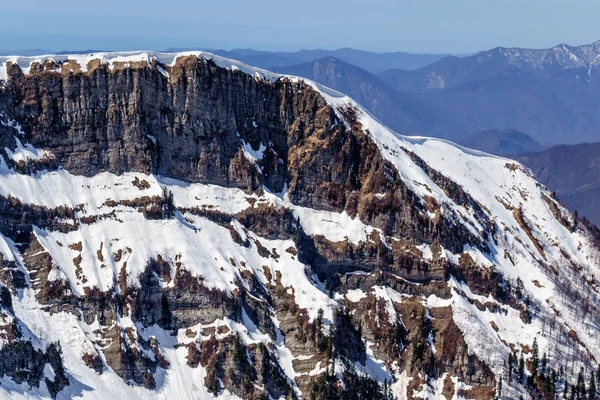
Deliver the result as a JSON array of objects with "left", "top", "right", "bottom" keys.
[{"left": 0, "top": 52, "right": 599, "bottom": 400}]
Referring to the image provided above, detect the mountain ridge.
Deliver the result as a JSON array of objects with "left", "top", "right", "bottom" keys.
[
  {"left": 0, "top": 51, "right": 598, "bottom": 399},
  {"left": 379, "top": 40, "right": 600, "bottom": 90},
  {"left": 376, "top": 40, "right": 600, "bottom": 144},
  {"left": 457, "top": 129, "right": 546, "bottom": 156}
]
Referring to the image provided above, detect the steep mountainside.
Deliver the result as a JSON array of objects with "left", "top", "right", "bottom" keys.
[
  {"left": 458, "top": 130, "right": 545, "bottom": 157},
  {"left": 274, "top": 57, "right": 478, "bottom": 139},
  {"left": 378, "top": 41, "right": 600, "bottom": 144},
  {"left": 517, "top": 142, "right": 600, "bottom": 227},
  {"left": 0, "top": 52, "right": 599, "bottom": 400}
]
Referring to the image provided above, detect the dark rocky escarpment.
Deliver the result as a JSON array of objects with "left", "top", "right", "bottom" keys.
[
  {"left": 1, "top": 56, "right": 479, "bottom": 254},
  {"left": 0, "top": 313, "right": 69, "bottom": 399},
  {"left": 1, "top": 56, "right": 306, "bottom": 191},
  {"left": 0, "top": 56, "right": 521, "bottom": 398}
]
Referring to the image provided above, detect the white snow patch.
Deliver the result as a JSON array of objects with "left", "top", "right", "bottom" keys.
[
  {"left": 240, "top": 140, "right": 266, "bottom": 164},
  {"left": 4, "top": 137, "right": 53, "bottom": 163},
  {"left": 345, "top": 289, "right": 367, "bottom": 303}
]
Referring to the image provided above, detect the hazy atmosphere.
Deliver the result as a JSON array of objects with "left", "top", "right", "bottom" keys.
[{"left": 4, "top": 0, "right": 600, "bottom": 53}]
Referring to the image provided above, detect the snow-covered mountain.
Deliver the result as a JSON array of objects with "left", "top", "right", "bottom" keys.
[
  {"left": 493, "top": 41, "right": 600, "bottom": 74},
  {"left": 378, "top": 41, "right": 600, "bottom": 145},
  {"left": 379, "top": 41, "right": 600, "bottom": 92},
  {"left": 0, "top": 51, "right": 599, "bottom": 399}
]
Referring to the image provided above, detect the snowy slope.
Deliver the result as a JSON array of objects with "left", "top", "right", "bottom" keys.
[
  {"left": 307, "top": 82, "right": 600, "bottom": 396},
  {"left": 0, "top": 52, "right": 599, "bottom": 399}
]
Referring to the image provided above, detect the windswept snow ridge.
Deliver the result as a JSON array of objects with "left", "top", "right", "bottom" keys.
[{"left": 0, "top": 50, "right": 281, "bottom": 82}]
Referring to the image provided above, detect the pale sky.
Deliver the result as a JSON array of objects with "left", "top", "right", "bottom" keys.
[{"left": 3, "top": 0, "right": 599, "bottom": 53}]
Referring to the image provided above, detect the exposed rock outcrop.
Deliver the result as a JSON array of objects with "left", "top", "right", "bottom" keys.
[{"left": 0, "top": 53, "right": 597, "bottom": 399}]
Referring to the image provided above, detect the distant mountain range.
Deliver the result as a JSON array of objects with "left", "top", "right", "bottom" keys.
[
  {"left": 171, "top": 48, "right": 449, "bottom": 73},
  {"left": 517, "top": 142, "right": 600, "bottom": 227},
  {"left": 377, "top": 41, "right": 600, "bottom": 144},
  {"left": 457, "top": 129, "right": 546, "bottom": 156}
]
